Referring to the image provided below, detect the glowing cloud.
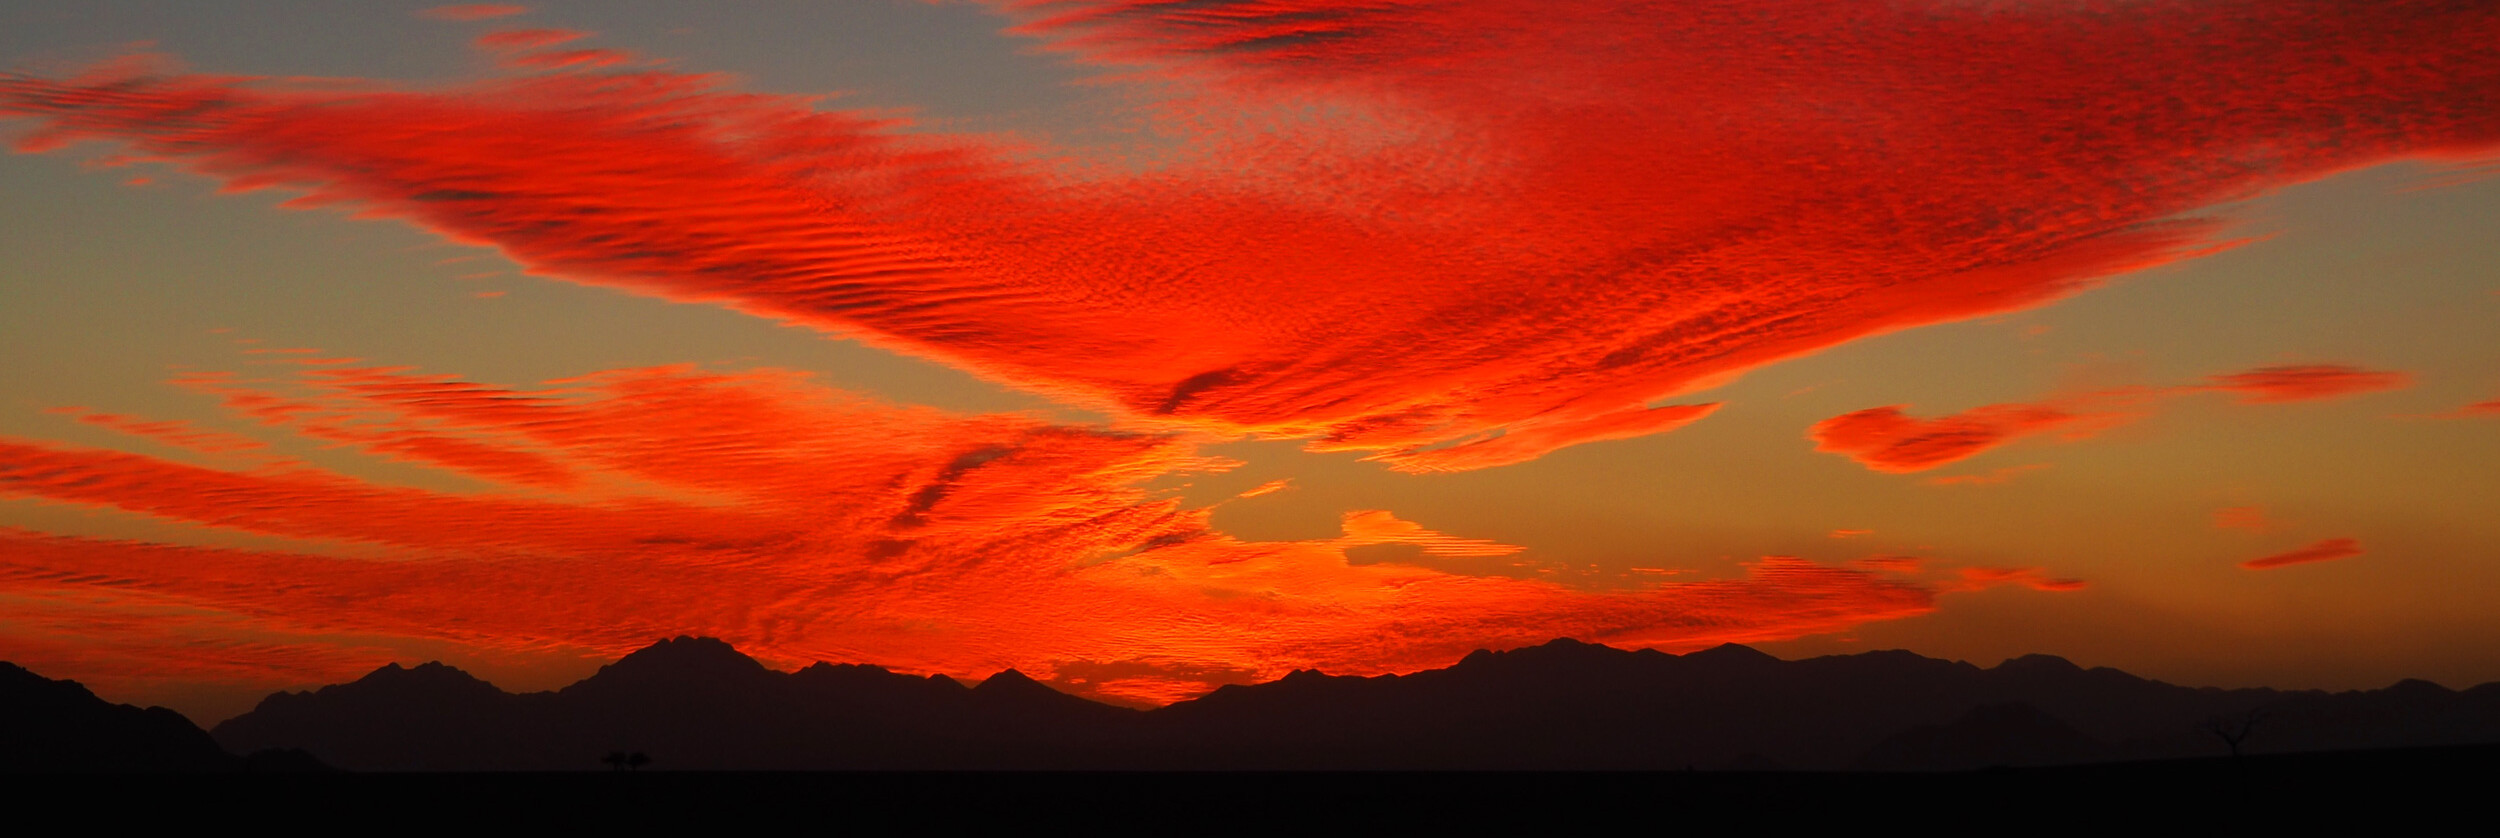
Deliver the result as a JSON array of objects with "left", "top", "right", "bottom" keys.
[
  {"left": 1944, "top": 567, "right": 2088, "bottom": 593},
  {"left": 0, "top": 360, "right": 1935, "bottom": 706},
  {"left": 4, "top": 1, "right": 2493, "bottom": 469},
  {"left": 2441, "top": 398, "right": 2500, "bottom": 419},
  {"left": 1809, "top": 402, "right": 2126, "bottom": 474},
  {"left": 2199, "top": 365, "right": 2411, "bottom": 404},
  {"left": 1815, "top": 362, "right": 2410, "bottom": 472},
  {"left": 1235, "top": 479, "right": 1292, "bottom": 499},
  {"left": 2241, "top": 537, "right": 2365, "bottom": 570}
]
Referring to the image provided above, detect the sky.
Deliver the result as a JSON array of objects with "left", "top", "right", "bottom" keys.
[{"left": 2, "top": 0, "right": 2496, "bottom": 725}]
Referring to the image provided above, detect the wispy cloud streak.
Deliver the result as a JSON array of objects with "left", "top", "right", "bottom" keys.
[
  {"left": 2242, "top": 537, "right": 2364, "bottom": 570},
  {"left": 1813, "top": 363, "right": 2411, "bottom": 472}
]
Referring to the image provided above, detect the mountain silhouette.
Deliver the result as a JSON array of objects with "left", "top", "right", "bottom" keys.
[
  {"left": 1, "top": 662, "right": 319, "bottom": 772},
  {"left": 196, "top": 636, "right": 2500, "bottom": 771}
]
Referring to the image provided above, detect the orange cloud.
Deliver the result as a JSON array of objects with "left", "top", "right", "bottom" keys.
[
  {"left": 1809, "top": 402, "right": 2128, "bottom": 474},
  {"left": 1332, "top": 510, "right": 1522, "bottom": 559},
  {"left": 1815, "top": 362, "right": 2411, "bottom": 472},
  {"left": 48, "top": 408, "right": 269, "bottom": 456},
  {"left": 0, "top": 360, "right": 1937, "bottom": 707},
  {"left": 1235, "top": 479, "right": 1292, "bottom": 499},
  {"left": 2440, "top": 398, "right": 2500, "bottom": 419},
  {"left": 2241, "top": 537, "right": 2365, "bottom": 570},
  {"left": 3, "top": 2, "right": 2490, "bottom": 470},
  {"left": 1944, "top": 567, "right": 2087, "bottom": 593}
]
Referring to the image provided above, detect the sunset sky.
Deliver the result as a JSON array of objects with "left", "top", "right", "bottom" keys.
[{"left": 3, "top": 1, "right": 2496, "bottom": 725}]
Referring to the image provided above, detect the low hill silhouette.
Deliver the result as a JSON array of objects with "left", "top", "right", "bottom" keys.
[{"left": 195, "top": 636, "right": 2500, "bottom": 771}]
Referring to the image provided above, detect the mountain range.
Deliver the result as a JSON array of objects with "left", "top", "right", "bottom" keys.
[
  {"left": 12, "top": 637, "right": 2499, "bottom": 771},
  {"left": 208, "top": 637, "right": 2500, "bottom": 771}
]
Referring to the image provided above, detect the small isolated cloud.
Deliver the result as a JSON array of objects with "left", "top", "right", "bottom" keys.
[
  {"left": 2430, "top": 398, "right": 2500, "bottom": 419},
  {"left": 2198, "top": 365, "right": 2411, "bottom": 404},
  {"left": 1828, "top": 529, "right": 1873, "bottom": 539},
  {"left": 2241, "top": 537, "right": 2364, "bottom": 570},
  {"left": 1809, "top": 402, "right": 2120, "bottom": 473},
  {"left": 1332, "top": 509, "right": 1522, "bottom": 559},
  {"left": 1945, "top": 566, "right": 2086, "bottom": 593},
  {"left": 2212, "top": 505, "right": 2273, "bottom": 532},
  {"left": 1235, "top": 479, "right": 1291, "bottom": 499},
  {"left": 419, "top": 4, "right": 528, "bottom": 21},
  {"left": 501, "top": 49, "right": 639, "bottom": 71},
  {"left": 1818, "top": 362, "right": 2409, "bottom": 473}
]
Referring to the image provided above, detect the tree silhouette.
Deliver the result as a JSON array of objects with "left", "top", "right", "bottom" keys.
[
  {"left": 601, "top": 751, "right": 629, "bottom": 771},
  {"left": 2199, "top": 708, "right": 2266, "bottom": 758},
  {"left": 626, "top": 751, "right": 650, "bottom": 771}
]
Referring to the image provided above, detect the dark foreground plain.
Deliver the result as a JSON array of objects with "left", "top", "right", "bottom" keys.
[{"left": 15, "top": 746, "right": 2494, "bottom": 828}]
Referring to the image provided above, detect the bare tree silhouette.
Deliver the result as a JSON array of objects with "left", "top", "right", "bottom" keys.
[{"left": 2199, "top": 708, "right": 2266, "bottom": 758}]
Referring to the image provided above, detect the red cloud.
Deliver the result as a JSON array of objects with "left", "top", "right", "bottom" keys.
[
  {"left": 475, "top": 29, "right": 588, "bottom": 50},
  {"left": 2199, "top": 365, "right": 2412, "bottom": 403},
  {"left": 419, "top": 4, "right": 527, "bottom": 21},
  {"left": 4, "top": 2, "right": 2492, "bottom": 470},
  {"left": 1235, "top": 479, "right": 1291, "bottom": 499},
  {"left": 2242, "top": 537, "right": 2365, "bottom": 570},
  {"left": 2445, "top": 398, "right": 2500, "bottom": 419},
  {"left": 48, "top": 408, "right": 269, "bottom": 456},
  {"left": 0, "top": 360, "right": 1936, "bottom": 708},
  {"left": 1816, "top": 361, "right": 2410, "bottom": 472},
  {"left": 1809, "top": 402, "right": 2123, "bottom": 474}
]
